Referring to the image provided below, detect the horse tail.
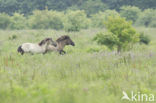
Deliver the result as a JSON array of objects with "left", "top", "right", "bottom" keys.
[{"left": 17, "top": 45, "right": 24, "bottom": 55}]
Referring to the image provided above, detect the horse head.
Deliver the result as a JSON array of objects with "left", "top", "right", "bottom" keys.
[{"left": 56, "top": 35, "right": 75, "bottom": 46}]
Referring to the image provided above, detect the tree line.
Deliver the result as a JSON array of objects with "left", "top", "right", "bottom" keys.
[
  {"left": 0, "top": 0, "right": 155, "bottom": 15},
  {"left": 0, "top": 6, "right": 155, "bottom": 31}
]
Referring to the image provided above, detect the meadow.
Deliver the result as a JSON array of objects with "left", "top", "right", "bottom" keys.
[{"left": 0, "top": 27, "right": 155, "bottom": 103}]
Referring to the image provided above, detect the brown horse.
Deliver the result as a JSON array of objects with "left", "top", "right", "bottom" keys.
[{"left": 47, "top": 35, "right": 75, "bottom": 54}]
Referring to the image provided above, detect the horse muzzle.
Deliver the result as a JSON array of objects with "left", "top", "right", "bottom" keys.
[{"left": 71, "top": 42, "right": 75, "bottom": 46}]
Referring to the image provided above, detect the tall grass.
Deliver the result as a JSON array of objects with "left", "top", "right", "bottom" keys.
[{"left": 0, "top": 28, "right": 155, "bottom": 103}]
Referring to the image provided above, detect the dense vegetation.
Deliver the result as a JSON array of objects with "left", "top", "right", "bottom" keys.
[
  {"left": 0, "top": 28, "right": 156, "bottom": 103},
  {"left": 0, "top": 0, "right": 156, "bottom": 15},
  {"left": 94, "top": 16, "right": 139, "bottom": 52},
  {"left": 0, "top": 0, "right": 156, "bottom": 30},
  {"left": 0, "top": 7, "right": 156, "bottom": 31}
]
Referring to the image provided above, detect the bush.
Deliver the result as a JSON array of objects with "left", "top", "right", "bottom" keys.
[
  {"left": 9, "top": 13, "right": 27, "bottom": 30},
  {"left": 9, "top": 34, "right": 17, "bottom": 40},
  {"left": 135, "top": 9, "right": 156, "bottom": 27},
  {"left": 94, "top": 16, "right": 140, "bottom": 52},
  {"left": 0, "top": 13, "right": 11, "bottom": 29},
  {"left": 91, "top": 10, "right": 120, "bottom": 28},
  {"left": 63, "top": 10, "right": 90, "bottom": 32},
  {"left": 139, "top": 32, "right": 150, "bottom": 45},
  {"left": 120, "top": 6, "right": 141, "bottom": 23},
  {"left": 28, "top": 10, "right": 64, "bottom": 29},
  {"left": 94, "top": 32, "right": 119, "bottom": 50}
]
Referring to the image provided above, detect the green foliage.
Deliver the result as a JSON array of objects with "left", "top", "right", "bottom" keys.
[
  {"left": 0, "top": 0, "right": 156, "bottom": 15},
  {"left": 0, "top": 8, "right": 155, "bottom": 30},
  {"left": 91, "top": 10, "right": 120, "bottom": 28},
  {"left": 94, "top": 32, "right": 119, "bottom": 50},
  {"left": 28, "top": 10, "right": 64, "bottom": 29},
  {"left": 120, "top": 6, "right": 141, "bottom": 23},
  {"left": 135, "top": 9, "right": 156, "bottom": 27},
  {"left": 94, "top": 16, "right": 140, "bottom": 52},
  {"left": 101, "top": 0, "right": 156, "bottom": 10},
  {"left": 9, "top": 13, "right": 27, "bottom": 30},
  {"left": 63, "top": 10, "right": 90, "bottom": 32},
  {"left": 0, "top": 13, "right": 11, "bottom": 29},
  {"left": 78, "top": 0, "right": 108, "bottom": 15},
  {"left": 9, "top": 34, "right": 17, "bottom": 40},
  {"left": 0, "top": 0, "right": 19, "bottom": 15},
  {"left": 139, "top": 32, "right": 151, "bottom": 45}
]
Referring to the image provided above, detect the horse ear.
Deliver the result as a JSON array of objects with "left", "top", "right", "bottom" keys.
[{"left": 47, "top": 38, "right": 52, "bottom": 41}]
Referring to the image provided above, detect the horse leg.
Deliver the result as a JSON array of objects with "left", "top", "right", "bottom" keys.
[
  {"left": 43, "top": 50, "right": 47, "bottom": 55},
  {"left": 59, "top": 50, "right": 66, "bottom": 55},
  {"left": 21, "top": 52, "right": 24, "bottom": 55},
  {"left": 62, "top": 50, "right": 66, "bottom": 54},
  {"left": 29, "top": 52, "right": 34, "bottom": 55},
  {"left": 59, "top": 50, "right": 62, "bottom": 54},
  {"left": 43, "top": 52, "right": 46, "bottom": 55}
]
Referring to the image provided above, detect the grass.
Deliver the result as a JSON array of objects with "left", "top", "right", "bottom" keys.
[{"left": 0, "top": 28, "right": 155, "bottom": 103}]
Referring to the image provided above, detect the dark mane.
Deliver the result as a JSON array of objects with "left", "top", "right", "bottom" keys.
[
  {"left": 56, "top": 35, "right": 70, "bottom": 42},
  {"left": 39, "top": 38, "right": 52, "bottom": 46}
]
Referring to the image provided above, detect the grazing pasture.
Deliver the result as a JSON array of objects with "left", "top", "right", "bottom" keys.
[{"left": 0, "top": 27, "right": 155, "bottom": 103}]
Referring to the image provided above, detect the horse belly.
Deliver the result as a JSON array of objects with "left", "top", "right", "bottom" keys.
[
  {"left": 22, "top": 43, "right": 44, "bottom": 53},
  {"left": 31, "top": 47, "right": 44, "bottom": 53},
  {"left": 30, "top": 45, "right": 44, "bottom": 53}
]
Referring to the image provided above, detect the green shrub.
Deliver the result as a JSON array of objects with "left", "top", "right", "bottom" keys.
[
  {"left": 139, "top": 32, "right": 150, "bottom": 45},
  {"left": 9, "top": 34, "right": 17, "bottom": 40},
  {"left": 9, "top": 13, "right": 27, "bottom": 30},
  {"left": 0, "top": 13, "right": 11, "bottom": 29},
  {"left": 28, "top": 10, "right": 64, "bottom": 29},
  {"left": 63, "top": 10, "right": 90, "bottom": 32},
  {"left": 135, "top": 9, "right": 156, "bottom": 27},
  {"left": 148, "top": 17, "right": 156, "bottom": 27},
  {"left": 120, "top": 6, "right": 141, "bottom": 23},
  {"left": 91, "top": 10, "right": 120, "bottom": 28},
  {"left": 94, "top": 16, "right": 140, "bottom": 52},
  {"left": 94, "top": 32, "right": 119, "bottom": 50}
]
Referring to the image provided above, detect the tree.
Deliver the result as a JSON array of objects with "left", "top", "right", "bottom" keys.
[
  {"left": 91, "top": 10, "right": 120, "bottom": 28},
  {"left": 0, "top": 13, "right": 11, "bottom": 29},
  {"left": 63, "top": 10, "right": 90, "bottom": 32},
  {"left": 0, "top": 0, "right": 19, "bottom": 15},
  {"left": 101, "top": 0, "right": 156, "bottom": 10},
  {"left": 135, "top": 9, "right": 156, "bottom": 27},
  {"left": 94, "top": 16, "right": 139, "bottom": 52},
  {"left": 9, "top": 13, "right": 27, "bottom": 29},
  {"left": 79, "top": 0, "right": 108, "bottom": 15},
  {"left": 28, "top": 10, "right": 64, "bottom": 29},
  {"left": 120, "top": 6, "right": 141, "bottom": 23},
  {"left": 0, "top": 0, "right": 156, "bottom": 15}
]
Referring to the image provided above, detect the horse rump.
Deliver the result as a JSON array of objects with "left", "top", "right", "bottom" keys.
[{"left": 17, "top": 45, "right": 24, "bottom": 55}]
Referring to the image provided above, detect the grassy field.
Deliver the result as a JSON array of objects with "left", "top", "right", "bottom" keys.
[{"left": 0, "top": 27, "right": 155, "bottom": 103}]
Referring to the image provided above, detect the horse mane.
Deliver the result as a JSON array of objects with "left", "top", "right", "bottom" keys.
[
  {"left": 56, "top": 35, "right": 70, "bottom": 42},
  {"left": 39, "top": 38, "right": 52, "bottom": 46}
]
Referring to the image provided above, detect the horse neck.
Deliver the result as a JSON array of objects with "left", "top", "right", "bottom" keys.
[
  {"left": 56, "top": 42, "right": 66, "bottom": 50},
  {"left": 40, "top": 42, "right": 49, "bottom": 50}
]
